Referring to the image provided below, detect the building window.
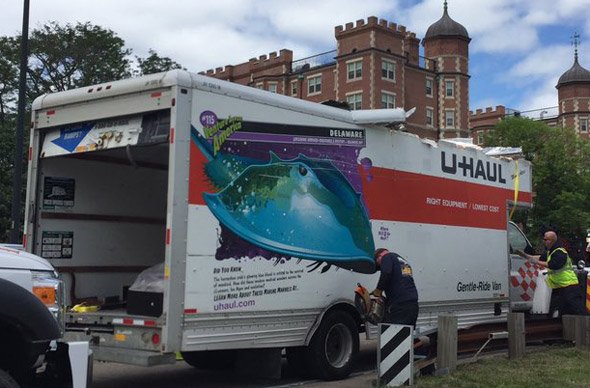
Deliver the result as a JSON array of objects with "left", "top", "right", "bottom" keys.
[
  {"left": 347, "top": 60, "right": 362, "bottom": 80},
  {"left": 381, "top": 92, "right": 396, "bottom": 109},
  {"left": 308, "top": 75, "right": 322, "bottom": 95},
  {"left": 255, "top": 82, "right": 264, "bottom": 89},
  {"left": 477, "top": 131, "right": 485, "bottom": 145},
  {"left": 425, "top": 78, "right": 433, "bottom": 97},
  {"left": 445, "top": 80, "right": 454, "bottom": 98},
  {"left": 445, "top": 110, "right": 455, "bottom": 128},
  {"left": 581, "top": 117, "right": 589, "bottom": 132},
  {"left": 381, "top": 60, "right": 395, "bottom": 81},
  {"left": 426, "top": 107, "right": 434, "bottom": 126},
  {"left": 268, "top": 83, "right": 277, "bottom": 93},
  {"left": 346, "top": 93, "right": 363, "bottom": 110},
  {"left": 290, "top": 80, "right": 297, "bottom": 96}
]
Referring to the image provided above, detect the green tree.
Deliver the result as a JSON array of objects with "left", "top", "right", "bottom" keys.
[
  {"left": 0, "top": 37, "right": 21, "bottom": 242},
  {"left": 136, "top": 49, "right": 183, "bottom": 76},
  {"left": 485, "top": 117, "right": 590, "bottom": 244},
  {"left": 531, "top": 126, "right": 590, "bottom": 242},
  {"left": 483, "top": 116, "right": 550, "bottom": 160},
  {"left": 0, "top": 117, "right": 16, "bottom": 241},
  {"left": 0, "top": 37, "right": 19, "bottom": 123},
  {"left": 26, "top": 22, "right": 132, "bottom": 100},
  {"left": 0, "top": 22, "right": 184, "bottom": 241}
]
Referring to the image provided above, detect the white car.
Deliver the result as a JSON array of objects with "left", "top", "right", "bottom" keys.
[{"left": 0, "top": 245, "right": 89, "bottom": 388}]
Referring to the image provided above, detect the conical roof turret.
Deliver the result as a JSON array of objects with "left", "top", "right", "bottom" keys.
[
  {"left": 423, "top": 1, "right": 469, "bottom": 41},
  {"left": 556, "top": 53, "right": 590, "bottom": 88}
]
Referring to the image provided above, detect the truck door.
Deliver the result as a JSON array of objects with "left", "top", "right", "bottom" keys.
[{"left": 508, "top": 221, "right": 536, "bottom": 311}]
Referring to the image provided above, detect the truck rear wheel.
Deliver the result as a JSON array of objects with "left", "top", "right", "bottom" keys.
[
  {"left": 0, "top": 369, "right": 19, "bottom": 388},
  {"left": 181, "top": 350, "right": 236, "bottom": 370},
  {"left": 307, "top": 310, "right": 359, "bottom": 380}
]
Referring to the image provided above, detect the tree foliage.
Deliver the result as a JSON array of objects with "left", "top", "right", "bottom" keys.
[
  {"left": 0, "top": 37, "right": 19, "bottom": 124},
  {"left": 136, "top": 49, "right": 183, "bottom": 76},
  {"left": 26, "top": 22, "right": 132, "bottom": 99},
  {"left": 0, "top": 117, "right": 16, "bottom": 242},
  {"left": 483, "top": 116, "right": 550, "bottom": 160},
  {"left": 0, "top": 21, "right": 183, "bottom": 241},
  {"left": 485, "top": 117, "right": 590, "bottom": 247}
]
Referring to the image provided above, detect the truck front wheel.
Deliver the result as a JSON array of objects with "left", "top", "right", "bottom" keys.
[
  {"left": 0, "top": 369, "right": 19, "bottom": 388},
  {"left": 307, "top": 310, "right": 359, "bottom": 380}
]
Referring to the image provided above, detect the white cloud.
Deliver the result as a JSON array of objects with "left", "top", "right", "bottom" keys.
[
  {"left": 0, "top": 0, "right": 401, "bottom": 71},
  {"left": 517, "top": 78, "right": 561, "bottom": 112},
  {"left": 522, "top": 10, "right": 557, "bottom": 26},
  {"left": 508, "top": 45, "right": 572, "bottom": 79},
  {"left": 554, "top": 0, "right": 590, "bottom": 19},
  {"left": 474, "top": 24, "right": 538, "bottom": 53},
  {"left": 2, "top": 0, "right": 590, "bottom": 112},
  {"left": 258, "top": 0, "right": 397, "bottom": 47}
]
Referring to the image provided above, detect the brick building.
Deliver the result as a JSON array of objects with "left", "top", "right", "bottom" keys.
[
  {"left": 201, "top": 3, "right": 470, "bottom": 140},
  {"left": 556, "top": 48, "right": 590, "bottom": 135},
  {"left": 470, "top": 47, "right": 590, "bottom": 144}
]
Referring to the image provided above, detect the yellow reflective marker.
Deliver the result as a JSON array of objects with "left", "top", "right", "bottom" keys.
[{"left": 115, "top": 333, "right": 127, "bottom": 342}]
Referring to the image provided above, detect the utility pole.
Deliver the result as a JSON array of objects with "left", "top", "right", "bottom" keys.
[{"left": 9, "top": 0, "right": 30, "bottom": 244}]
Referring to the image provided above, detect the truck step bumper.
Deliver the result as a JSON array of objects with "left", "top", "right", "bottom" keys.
[{"left": 91, "top": 347, "right": 176, "bottom": 366}]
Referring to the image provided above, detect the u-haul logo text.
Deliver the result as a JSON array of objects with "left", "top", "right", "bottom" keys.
[{"left": 441, "top": 151, "right": 506, "bottom": 183}]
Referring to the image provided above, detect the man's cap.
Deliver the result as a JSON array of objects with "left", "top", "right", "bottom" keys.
[{"left": 374, "top": 248, "right": 388, "bottom": 261}]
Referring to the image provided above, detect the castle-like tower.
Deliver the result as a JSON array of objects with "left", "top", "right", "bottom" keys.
[
  {"left": 202, "top": 2, "right": 470, "bottom": 140},
  {"left": 556, "top": 36, "right": 590, "bottom": 138},
  {"left": 332, "top": 17, "right": 434, "bottom": 138},
  {"left": 422, "top": 1, "right": 471, "bottom": 139},
  {"left": 471, "top": 34, "right": 590, "bottom": 144}
]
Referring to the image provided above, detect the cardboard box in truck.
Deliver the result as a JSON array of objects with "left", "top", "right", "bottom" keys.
[{"left": 25, "top": 70, "right": 532, "bottom": 380}]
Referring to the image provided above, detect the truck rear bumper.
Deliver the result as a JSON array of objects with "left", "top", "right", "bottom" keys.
[{"left": 90, "top": 347, "right": 176, "bottom": 366}]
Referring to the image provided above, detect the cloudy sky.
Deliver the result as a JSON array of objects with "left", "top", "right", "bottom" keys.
[{"left": 1, "top": 0, "right": 590, "bottom": 114}]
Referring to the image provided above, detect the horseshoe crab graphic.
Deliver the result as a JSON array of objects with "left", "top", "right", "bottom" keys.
[{"left": 192, "top": 126, "right": 375, "bottom": 273}]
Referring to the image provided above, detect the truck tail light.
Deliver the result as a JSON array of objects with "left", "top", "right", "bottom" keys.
[{"left": 152, "top": 333, "right": 160, "bottom": 345}]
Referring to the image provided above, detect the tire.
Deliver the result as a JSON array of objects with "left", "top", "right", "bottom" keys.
[
  {"left": 181, "top": 350, "right": 236, "bottom": 370},
  {"left": 0, "top": 369, "right": 19, "bottom": 388},
  {"left": 306, "top": 310, "right": 359, "bottom": 380}
]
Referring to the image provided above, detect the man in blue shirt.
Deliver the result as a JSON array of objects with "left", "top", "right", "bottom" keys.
[{"left": 372, "top": 248, "right": 419, "bottom": 327}]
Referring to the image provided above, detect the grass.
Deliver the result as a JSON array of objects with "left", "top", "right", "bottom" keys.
[{"left": 414, "top": 345, "right": 590, "bottom": 387}]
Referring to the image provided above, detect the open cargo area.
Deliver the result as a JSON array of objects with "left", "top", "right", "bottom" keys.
[{"left": 34, "top": 110, "right": 170, "bottom": 313}]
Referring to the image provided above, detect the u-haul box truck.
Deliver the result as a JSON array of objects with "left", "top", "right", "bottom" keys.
[{"left": 24, "top": 70, "right": 532, "bottom": 380}]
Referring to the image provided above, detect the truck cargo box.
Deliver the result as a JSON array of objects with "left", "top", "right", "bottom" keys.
[{"left": 25, "top": 70, "right": 533, "bottom": 378}]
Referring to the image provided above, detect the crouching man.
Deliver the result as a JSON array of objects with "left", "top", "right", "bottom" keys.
[{"left": 372, "top": 248, "right": 419, "bottom": 327}]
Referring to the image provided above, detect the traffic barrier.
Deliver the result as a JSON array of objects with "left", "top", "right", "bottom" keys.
[{"left": 377, "top": 323, "right": 413, "bottom": 386}]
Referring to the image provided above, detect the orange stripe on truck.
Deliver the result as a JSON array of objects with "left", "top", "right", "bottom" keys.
[{"left": 359, "top": 167, "right": 532, "bottom": 230}]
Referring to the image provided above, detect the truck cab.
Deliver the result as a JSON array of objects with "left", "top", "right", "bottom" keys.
[
  {"left": 0, "top": 245, "right": 89, "bottom": 387},
  {"left": 508, "top": 221, "right": 537, "bottom": 312}
]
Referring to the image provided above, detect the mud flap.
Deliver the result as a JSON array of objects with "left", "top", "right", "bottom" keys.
[
  {"left": 68, "top": 342, "right": 91, "bottom": 388},
  {"left": 44, "top": 341, "right": 90, "bottom": 388}
]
